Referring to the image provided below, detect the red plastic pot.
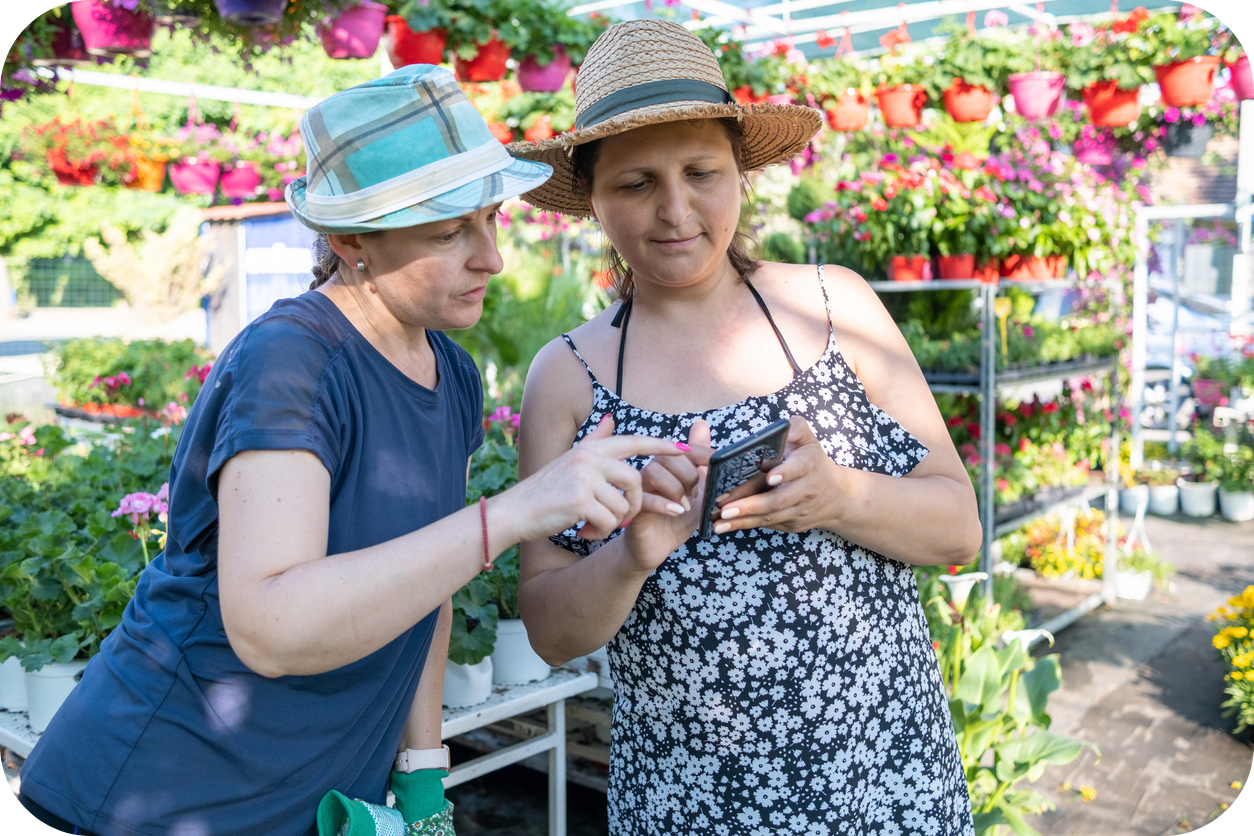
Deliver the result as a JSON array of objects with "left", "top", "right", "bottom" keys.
[
  {"left": 454, "top": 37, "right": 510, "bottom": 82},
  {"left": 47, "top": 150, "right": 96, "bottom": 186},
  {"left": 888, "top": 255, "right": 931, "bottom": 283},
  {"left": 212, "top": 0, "right": 287, "bottom": 26},
  {"left": 319, "top": 2, "right": 387, "bottom": 60},
  {"left": 517, "top": 44, "right": 571, "bottom": 92},
  {"left": 384, "top": 17, "right": 446, "bottom": 68},
  {"left": 974, "top": 261, "right": 1000, "bottom": 284},
  {"left": 1082, "top": 81, "right": 1141, "bottom": 127},
  {"left": 169, "top": 160, "right": 221, "bottom": 195},
  {"left": 1233, "top": 53, "right": 1254, "bottom": 101},
  {"left": 942, "top": 80, "right": 994, "bottom": 123},
  {"left": 71, "top": 0, "right": 155, "bottom": 57},
  {"left": 1000, "top": 254, "right": 1053, "bottom": 280},
  {"left": 1155, "top": 56, "right": 1221, "bottom": 107},
  {"left": 1008, "top": 71, "right": 1064, "bottom": 120},
  {"left": 1046, "top": 255, "right": 1068, "bottom": 279},
  {"left": 876, "top": 85, "right": 928, "bottom": 128},
  {"left": 824, "top": 89, "right": 869, "bottom": 131},
  {"left": 938, "top": 254, "right": 976, "bottom": 280},
  {"left": 219, "top": 162, "right": 262, "bottom": 197}
]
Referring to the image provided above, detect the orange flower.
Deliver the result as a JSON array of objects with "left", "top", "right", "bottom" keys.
[{"left": 871, "top": 197, "right": 889, "bottom": 212}]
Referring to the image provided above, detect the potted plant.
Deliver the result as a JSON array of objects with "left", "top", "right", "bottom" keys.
[
  {"left": 1218, "top": 441, "right": 1254, "bottom": 522},
  {"left": 509, "top": 0, "right": 597, "bottom": 92},
  {"left": 1133, "top": 8, "right": 1222, "bottom": 108},
  {"left": 383, "top": 10, "right": 448, "bottom": 68},
  {"left": 1141, "top": 465, "right": 1181, "bottom": 516},
  {"left": 1114, "top": 542, "right": 1172, "bottom": 601},
  {"left": 931, "top": 160, "right": 1000, "bottom": 280},
  {"left": 930, "top": 17, "right": 1017, "bottom": 123},
  {"left": 497, "top": 90, "right": 576, "bottom": 144},
  {"left": 1179, "top": 428, "right": 1223, "bottom": 517},
  {"left": 317, "top": 1, "right": 388, "bottom": 60},
  {"left": 873, "top": 53, "right": 930, "bottom": 128},
  {"left": 1232, "top": 52, "right": 1254, "bottom": 101},
  {"left": 72, "top": 0, "right": 156, "bottom": 57},
  {"left": 809, "top": 56, "right": 871, "bottom": 132},
  {"left": 1005, "top": 16, "right": 1069, "bottom": 119},
  {"left": 21, "top": 113, "right": 122, "bottom": 187},
  {"left": 1063, "top": 10, "right": 1155, "bottom": 126},
  {"left": 168, "top": 121, "right": 231, "bottom": 195},
  {"left": 444, "top": 0, "right": 515, "bottom": 83}
]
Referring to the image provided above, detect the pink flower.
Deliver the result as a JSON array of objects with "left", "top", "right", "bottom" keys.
[
  {"left": 161, "top": 401, "right": 188, "bottom": 426},
  {"left": 984, "top": 10, "right": 1009, "bottom": 28},
  {"left": 1070, "top": 22, "right": 1095, "bottom": 47},
  {"left": 112, "top": 492, "right": 159, "bottom": 525}
]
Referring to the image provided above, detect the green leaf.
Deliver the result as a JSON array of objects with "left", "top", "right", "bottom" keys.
[
  {"left": 1023, "top": 654, "right": 1062, "bottom": 726},
  {"left": 955, "top": 643, "right": 1002, "bottom": 712},
  {"left": 998, "top": 730, "right": 1097, "bottom": 769}
]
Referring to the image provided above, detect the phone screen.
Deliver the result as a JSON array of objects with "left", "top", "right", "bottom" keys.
[{"left": 698, "top": 418, "right": 790, "bottom": 539}]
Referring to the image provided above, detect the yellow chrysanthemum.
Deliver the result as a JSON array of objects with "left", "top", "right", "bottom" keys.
[
  {"left": 1231, "top": 671, "right": 1244, "bottom": 681},
  {"left": 1080, "top": 786, "right": 1097, "bottom": 802}
]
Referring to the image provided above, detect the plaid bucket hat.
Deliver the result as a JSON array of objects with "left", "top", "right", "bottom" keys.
[
  {"left": 286, "top": 65, "right": 551, "bottom": 234},
  {"left": 509, "top": 19, "right": 822, "bottom": 217}
]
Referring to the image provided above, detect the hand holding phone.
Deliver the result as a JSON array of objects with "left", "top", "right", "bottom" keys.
[{"left": 698, "top": 418, "right": 790, "bottom": 538}]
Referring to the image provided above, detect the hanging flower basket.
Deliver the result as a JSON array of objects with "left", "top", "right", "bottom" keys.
[
  {"left": 1161, "top": 119, "right": 1214, "bottom": 158},
  {"left": 1008, "top": 71, "right": 1064, "bottom": 120},
  {"left": 875, "top": 84, "right": 927, "bottom": 128},
  {"left": 517, "top": 44, "right": 571, "bottom": 92},
  {"left": 31, "top": 13, "right": 93, "bottom": 67},
  {"left": 124, "top": 156, "right": 165, "bottom": 191},
  {"left": 319, "top": 2, "right": 387, "bottom": 60},
  {"left": 942, "top": 80, "right": 995, "bottom": 123},
  {"left": 47, "top": 149, "right": 97, "bottom": 186},
  {"left": 1082, "top": 81, "right": 1141, "bottom": 127},
  {"left": 1232, "top": 53, "right": 1254, "bottom": 101},
  {"left": 384, "top": 17, "right": 446, "bottom": 68},
  {"left": 169, "top": 159, "right": 221, "bottom": 194},
  {"left": 212, "top": 0, "right": 288, "bottom": 26},
  {"left": 71, "top": 0, "right": 155, "bottom": 57},
  {"left": 453, "top": 37, "right": 510, "bottom": 82},
  {"left": 824, "top": 89, "right": 868, "bottom": 131},
  {"left": 1155, "top": 55, "right": 1221, "bottom": 107},
  {"left": 887, "top": 254, "right": 931, "bottom": 282},
  {"left": 220, "top": 161, "right": 262, "bottom": 197}
]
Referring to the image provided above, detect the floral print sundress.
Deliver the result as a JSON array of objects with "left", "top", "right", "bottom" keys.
[{"left": 553, "top": 265, "right": 973, "bottom": 836}]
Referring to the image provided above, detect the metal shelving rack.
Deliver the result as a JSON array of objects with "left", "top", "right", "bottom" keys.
[{"left": 868, "top": 278, "right": 1119, "bottom": 631}]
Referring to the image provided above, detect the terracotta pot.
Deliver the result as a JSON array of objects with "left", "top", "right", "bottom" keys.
[
  {"left": 47, "top": 150, "right": 96, "bottom": 186},
  {"left": 318, "top": 1, "right": 387, "bottom": 60},
  {"left": 888, "top": 254, "right": 931, "bottom": 283},
  {"left": 942, "top": 80, "right": 995, "bottom": 123},
  {"left": 1000, "top": 254, "right": 1053, "bottom": 280},
  {"left": 219, "top": 161, "right": 262, "bottom": 197},
  {"left": 124, "top": 157, "right": 165, "bottom": 191},
  {"left": 825, "top": 89, "right": 868, "bottom": 131},
  {"left": 1155, "top": 56, "right": 1221, "bottom": 107},
  {"left": 168, "top": 159, "right": 221, "bottom": 194},
  {"left": 1082, "top": 81, "right": 1141, "bottom": 127},
  {"left": 384, "top": 17, "right": 446, "bottom": 68},
  {"left": 938, "top": 254, "right": 976, "bottom": 280},
  {"left": 71, "top": 0, "right": 155, "bottom": 57},
  {"left": 1008, "top": 71, "right": 1064, "bottom": 119},
  {"left": 1233, "top": 53, "right": 1254, "bottom": 100},
  {"left": 212, "top": 0, "right": 287, "bottom": 26},
  {"left": 517, "top": 44, "right": 571, "bottom": 92},
  {"left": 454, "top": 37, "right": 510, "bottom": 82},
  {"left": 876, "top": 84, "right": 928, "bottom": 128},
  {"left": 32, "top": 13, "right": 93, "bottom": 66}
]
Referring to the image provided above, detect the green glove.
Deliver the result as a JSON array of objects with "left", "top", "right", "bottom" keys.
[{"left": 390, "top": 768, "right": 448, "bottom": 823}]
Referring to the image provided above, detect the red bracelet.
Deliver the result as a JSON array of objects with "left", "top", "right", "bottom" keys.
[{"left": 479, "top": 495, "right": 493, "bottom": 572}]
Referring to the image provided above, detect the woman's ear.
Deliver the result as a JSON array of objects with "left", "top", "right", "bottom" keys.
[{"left": 325, "top": 233, "right": 365, "bottom": 268}]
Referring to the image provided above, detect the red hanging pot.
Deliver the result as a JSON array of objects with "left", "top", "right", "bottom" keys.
[
  {"left": 169, "top": 159, "right": 221, "bottom": 194},
  {"left": 888, "top": 255, "right": 932, "bottom": 282},
  {"left": 938, "top": 254, "right": 976, "bottom": 280},
  {"left": 875, "top": 85, "right": 928, "bottom": 128},
  {"left": 517, "top": 44, "right": 571, "bottom": 92},
  {"left": 71, "top": 0, "right": 155, "bottom": 57},
  {"left": 220, "top": 161, "right": 262, "bottom": 197},
  {"left": 1008, "top": 71, "right": 1064, "bottom": 120},
  {"left": 1082, "top": 81, "right": 1141, "bottom": 127},
  {"left": 212, "top": 0, "right": 288, "bottom": 26},
  {"left": 384, "top": 17, "right": 446, "bottom": 67},
  {"left": 454, "top": 37, "right": 510, "bottom": 82},
  {"left": 1155, "top": 55, "right": 1221, "bottom": 107},
  {"left": 942, "top": 80, "right": 995, "bottom": 123},
  {"left": 47, "top": 149, "right": 97, "bottom": 186},
  {"left": 1233, "top": 53, "right": 1254, "bottom": 101},
  {"left": 319, "top": 2, "right": 387, "bottom": 60},
  {"left": 825, "top": 89, "right": 868, "bottom": 131}
]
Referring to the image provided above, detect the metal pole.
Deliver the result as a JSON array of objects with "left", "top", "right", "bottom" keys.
[
  {"left": 1130, "top": 208, "right": 1149, "bottom": 470},
  {"left": 1167, "top": 219, "right": 1184, "bottom": 453},
  {"left": 547, "top": 699, "right": 567, "bottom": 836},
  {"left": 979, "top": 283, "right": 996, "bottom": 602}
]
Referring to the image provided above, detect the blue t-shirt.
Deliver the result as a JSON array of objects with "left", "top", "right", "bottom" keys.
[{"left": 20, "top": 291, "right": 484, "bottom": 836}]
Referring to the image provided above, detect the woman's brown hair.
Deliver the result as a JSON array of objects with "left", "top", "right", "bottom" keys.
[{"left": 570, "top": 118, "right": 760, "bottom": 302}]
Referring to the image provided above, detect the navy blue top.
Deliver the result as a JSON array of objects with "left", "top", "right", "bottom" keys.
[{"left": 20, "top": 292, "right": 484, "bottom": 836}]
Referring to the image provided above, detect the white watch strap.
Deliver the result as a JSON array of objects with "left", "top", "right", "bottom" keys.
[{"left": 394, "top": 744, "right": 450, "bottom": 773}]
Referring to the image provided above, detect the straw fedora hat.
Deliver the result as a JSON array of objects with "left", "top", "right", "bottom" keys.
[{"left": 509, "top": 19, "right": 822, "bottom": 217}]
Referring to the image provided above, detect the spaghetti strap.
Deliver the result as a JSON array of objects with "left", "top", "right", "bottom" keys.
[
  {"left": 560, "top": 333, "right": 598, "bottom": 384},
  {"left": 744, "top": 279, "right": 803, "bottom": 378},
  {"left": 816, "top": 263, "right": 834, "bottom": 332}
]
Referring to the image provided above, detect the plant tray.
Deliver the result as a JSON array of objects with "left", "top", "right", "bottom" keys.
[{"left": 993, "top": 484, "right": 1090, "bottom": 526}]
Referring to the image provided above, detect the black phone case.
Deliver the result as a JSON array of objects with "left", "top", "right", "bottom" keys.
[{"left": 698, "top": 418, "right": 791, "bottom": 539}]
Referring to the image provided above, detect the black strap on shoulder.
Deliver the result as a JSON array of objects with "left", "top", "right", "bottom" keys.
[
  {"left": 744, "top": 279, "right": 803, "bottom": 377},
  {"left": 610, "top": 298, "right": 632, "bottom": 396}
]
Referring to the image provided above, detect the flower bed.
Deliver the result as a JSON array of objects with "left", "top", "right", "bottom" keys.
[{"left": 1211, "top": 586, "right": 1254, "bottom": 734}]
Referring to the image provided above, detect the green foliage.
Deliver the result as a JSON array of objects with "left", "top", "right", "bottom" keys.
[
  {"left": 930, "top": 19, "right": 1021, "bottom": 98},
  {"left": 807, "top": 57, "right": 871, "bottom": 104},
  {"left": 760, "top": 232, "right": 805, "bottom": 265},
  {"left": 496, "top": 90, "right": 576, "bottom": 134},
  {"left": 1218, "top": 440, "right": 1254, "bottom": 494},
  {"left": 1131, "top": 11, "right": 1217, "bottom": 65},
  {"left": 506, "top": 0, "right": 604, "bottom": 65},
  {"left": 1182, "top": 427, "right": 1225, "bottom": 483},
  {"left": 46, "top": 337, "right": 210, "bottom": 410},
  {"left": 785, "top": 178, "right": 832, "bottom": 224},
  {"left": 448, "top": 575, "right": 499, "bottom": 666}
]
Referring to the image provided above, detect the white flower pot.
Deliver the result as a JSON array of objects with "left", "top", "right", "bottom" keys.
[
  {"left": 442, "top": 657, "right": 493, "bottom": 708},
  {"left": 1119, "top": 484, "right": 1149, "bottom": 516},
  {"left": 1177, "top": 478, "right": 1217, "bottom": 518},
  {"left": 0, "top": 655, "right": 27, "bottom": 711},
  {"left": 25, "top": 659, "right": 88, "bottom": 733},
  {"left": 1147, "top": 484, "right": 1179, "bottom": 516},
  {"left": 1219, "top": 487, "right": 1254, "bottom": 522},
  {"left": 491, "top": 619, "right": 552, "bottom": 686},
  {"left": 1113, "top": 569, "right": 1153, "bottom": 601}
]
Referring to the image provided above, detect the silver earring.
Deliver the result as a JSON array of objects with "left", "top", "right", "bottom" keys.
[{"left": 356, "top": 259, "right": 366, "bottom": 272}]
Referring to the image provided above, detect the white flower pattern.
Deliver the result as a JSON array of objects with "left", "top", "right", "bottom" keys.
[{"left": 552, "top": 266, "right": 972, "bottom": 836}]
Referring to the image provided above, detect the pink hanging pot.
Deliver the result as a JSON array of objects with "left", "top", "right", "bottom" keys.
[
  {"left": 71, "top": 0, "right": 155, "bottom": 57},
  {"left": 1008, "top": 71, "right": 1065, "bottom": 120},
  {"left": 318, "top": 2, "right": 387, "bottom": 60},
  {"left": 169, "top": 159, "right": 221, "bottom": 195},
  {"left": 219, "top": 161, "right": 262, "bottom": 197},
  {"left": 517, "top": 44, "right": 572, "bottom": 92},
  {"left": 1231, "top": 53, "right": 1254, "bottom": 101},
  {"left": 32, "top": 13, "right": 93, "bottom": 67}
]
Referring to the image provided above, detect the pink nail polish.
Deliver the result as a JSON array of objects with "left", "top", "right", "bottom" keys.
[
  {"left": 675, "top": 441, "right": 691, "bottom": 451},
  {"left": 622, "top": 519, "right": 632, "bottom": 528}
]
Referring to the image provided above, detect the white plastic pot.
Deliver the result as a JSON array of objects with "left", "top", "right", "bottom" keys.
[
  {"left": 491, "top": 619, "right": 552, "bottom": 686},
  {"left": 1219, "top": 487, "right": 1254, "bottom": 522},
  {"left": 442, "top": 657, "right": 493, "bottom": 708},
  {"left": 0, "top": 655, "right": 27, "bottom": 711},
  {"left": 1113, "top": 569, "right": 1153, "bottom": 601},
  {"left": 1177, "top": 478, "right": 1217, "bottom": 518},
  {"left": 1147, "top": 484, "right": 1179, "bottom": 516},
  {"left": 25, "top": 659, "right": 88, "bottom": 733},
  {"left": 1119, "top": 484, "right": 1149, "bottom": 516}
]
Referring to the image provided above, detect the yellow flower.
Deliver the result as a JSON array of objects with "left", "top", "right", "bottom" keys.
[
  {"left": 1237, "top": 627, "right": 1249, "bottom": 637},
  {"left": 1080, "top": 786, "right": 1097, "bottom": 802},
  {"left": 1231, "top": 671, "right": 1243, "bottom": 681},
  {"left": 1215, "top": 635, "right": 1230, "bottom": 649}
]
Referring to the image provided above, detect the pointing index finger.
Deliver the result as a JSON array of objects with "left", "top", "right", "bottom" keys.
[{"left": 583, "top": 433, "right": 689, "bottom": 461}]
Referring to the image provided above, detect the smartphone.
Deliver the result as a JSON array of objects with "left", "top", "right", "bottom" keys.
[{"left": 698, "top": 418, "right": 791, "bottom": 539}]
